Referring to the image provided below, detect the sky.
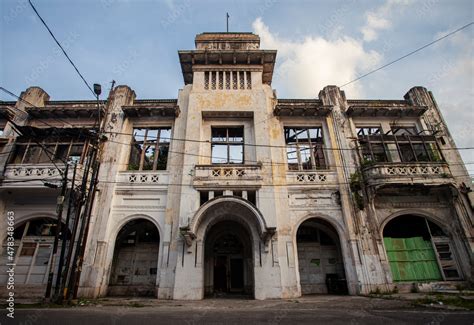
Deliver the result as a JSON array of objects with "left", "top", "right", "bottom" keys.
[{"left": 0, "top": 0, "right": 473, "bottom": 167}]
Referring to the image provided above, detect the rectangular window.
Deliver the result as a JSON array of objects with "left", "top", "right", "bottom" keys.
[
  {"left": 356, "top": 126, "right": 388, "bottom": 163},
  {"left": 232, "top": 71, "right": 238, "bottom": 89},
  {"left": 10, "top": 139, "right": 87, "bottom": 164},
  {"left": 218, "top": 71, "right": 224, "bottom": 89},
  {"left": 128, "top": 128, "right": 171, "bottom": 171},
  {"left": 284, "top": 127, "right": 326, "bottom": 170},
  {"left": 225, "top": 71, "right": 231, "bottom": 89},
  {"left": 37, "top": 144, "right": 57, "bottom": 163},
  {"left": 200, "top": 191, "right": 209, "bottom": 206},
  {"left": 204, "top": 71, "right": 209, "bottom": 90},
  {"left": 239, "top": 71, "right": 245, "bottom": 89},
  {"left": 247, "top": 190, "right": 256, "bottom": 206},
  {"left": 211, "top": 71, "right": 217, "bottom": 90},
  {"left": 391, "top": 125, "right": 441, "bottom": 162},
  {"left": 246, "top": 71, "right": 252, "bottom": 89},
  {"left": 356, "top": 124, "right": 443, "bottom": 163},
  {"left": 11, "top": 144, "right": 27, "bottom": 164},
  {"left": 211, "top": 127, "right": 244, "bottom": 164}
]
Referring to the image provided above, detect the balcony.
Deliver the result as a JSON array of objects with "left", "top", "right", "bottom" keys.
[
  {"left": 115, "top": 171, "right": 170, "bottom": 189},
  {"left": 193, "top": 164, "right": 262, "bottom": 189},
  {"left": 2, "top": 164, "right": 80, "bottom": 188},
  {"left": 362, "top": 162, "right": 454, "bottom": 188},
  {"left": 286, "top": 170, "right": 338, "bottom": 187}
]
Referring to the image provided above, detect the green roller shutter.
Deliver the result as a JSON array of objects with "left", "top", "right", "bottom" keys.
[{"left": 384, "top": 237, "right": 442, "bottom": 282}]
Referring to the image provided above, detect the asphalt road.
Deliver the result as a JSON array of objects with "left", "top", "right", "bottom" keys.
[{"left": 0, "top": 296, "right": 472, "bottom": 325}]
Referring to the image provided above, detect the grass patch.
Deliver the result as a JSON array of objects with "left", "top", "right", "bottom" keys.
[{"left": 415, "top": 295, "right": 474, "bottom": 310}]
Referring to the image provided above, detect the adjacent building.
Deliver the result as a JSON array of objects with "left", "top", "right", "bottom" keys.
[{"left": 0, "top": 32, "right": 472, "bottom": 300}]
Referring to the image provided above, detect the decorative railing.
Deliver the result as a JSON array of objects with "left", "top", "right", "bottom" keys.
[
  {"left": 116, "top": 171, "right": 169, "bottom": 185},
  {"left": 2, "top": 164, "right": 80, "bottom": 187},
  {"left": 362, "top": 162, "right": 453, "bottom": 186},
  {"left": 193, "top": 164, "right": 262, "bottom": 188},
  {"left": 6, "top": 165, "right": 64, "bottom": 178},
  {"left": 286, "top": 170, "right": 337, "bottom": 185}
]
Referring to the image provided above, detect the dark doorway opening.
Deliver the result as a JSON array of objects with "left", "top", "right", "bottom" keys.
[
  {"left": 108, "top": 219, "right": 160, "bottom": 297},
  {"left": 204, "top": 220, "right": 253, "bottom": 298},
  {"left": 296, "top": 218, "right": 347, "bottom": 294}
]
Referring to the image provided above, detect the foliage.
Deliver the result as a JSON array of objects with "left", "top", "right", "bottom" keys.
[{"left": 350, "top": 171, "right": 365, "bottom": 210}]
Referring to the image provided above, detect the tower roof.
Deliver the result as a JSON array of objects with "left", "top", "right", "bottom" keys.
[
  {"left": 178, "top": 32, "right": 276, "bottom": 85},
  {"left": 195, "top": 32, "right": 260, "bottom": 50}
]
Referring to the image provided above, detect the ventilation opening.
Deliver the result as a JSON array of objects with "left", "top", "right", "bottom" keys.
[{"left": 247, "top": 191, "right": 256, "bottom": 206}]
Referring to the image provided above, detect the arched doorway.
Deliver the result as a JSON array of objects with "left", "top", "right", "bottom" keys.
[
  {"left": 204, "top": 220, "right": 254, "bottom": 297},
  {"left": 383, "top": 215, "right": 461, "bottom": 282},
  {"left": 296, "top": 218, "right": 347, "bottom": 294},
  {"left": 108, "top": 219, "right": 160, "bottom": 296}
]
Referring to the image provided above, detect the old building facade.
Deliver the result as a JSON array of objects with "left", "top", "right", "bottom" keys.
[{"left": 0, "top": 32, "right": 472, "bottom": 300}]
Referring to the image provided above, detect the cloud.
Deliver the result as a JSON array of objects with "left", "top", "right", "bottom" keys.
[
  {"left": 425, "top": 30, "right": 474, "bottom": 163},
  {"left": 360, "top": 0, "right": 413, "bottom": 42},
  {"left": 252, "top": 17, "right": 381, "bottom": 98}
]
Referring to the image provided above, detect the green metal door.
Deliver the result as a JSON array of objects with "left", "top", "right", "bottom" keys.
[{"left": 384, "top": 237, "right": 442, "bottom": 282}]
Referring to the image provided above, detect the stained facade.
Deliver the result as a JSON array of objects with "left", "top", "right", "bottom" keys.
[{"left": 0, "top": 32, "right": 472, "bottom": 300}]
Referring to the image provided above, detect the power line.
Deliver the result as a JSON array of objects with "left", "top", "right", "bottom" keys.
[
  {"left": 340, "top": 22, "right": 474, "bottom": 88},
  {"left": 0, "top": 86, "right": 76, "bottom": 128},
  {"left": 28, "top": 0, "right": 96, "bottom": 98},
  {"left": 103, "top": 136, "right": 474, "bottom": 172},
  {"left": 105, "top": 130, "right": 474, "bottom": 152}
]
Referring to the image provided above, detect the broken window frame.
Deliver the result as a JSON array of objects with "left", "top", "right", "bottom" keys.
[
  {"left": 128, "top": 127, "right": 171, "bottom": 171},
  {"left": 284, "top": 127, "right": 327, "bottom": 171},
  {"left": 355, "top": 125, "right": 443, "bottom": 164},
  {"left": 390, "top": 125, "right": 443, "bottom": 163},
  {"left": 10, "top": 138, "right": 89, "bottom": 165},
  {"left": 356, "top": 126, "right": 389, "bottom": 163}
]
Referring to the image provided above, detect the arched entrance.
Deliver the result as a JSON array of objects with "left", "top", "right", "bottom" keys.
[
  {"left": 179, "top": 196, "right": 273, "bottom": 300},
  {"left": 108, "top": 219, "right": 160, "bottom": 296},
  {"left": 204, "top": 220, "right": 254, "bottom": 297},
  {"left": 296, "top": 218, "right": 347, "bottom": 294},
  {"left": 383, "top": 215, "right": 461, "bottom": 282}
]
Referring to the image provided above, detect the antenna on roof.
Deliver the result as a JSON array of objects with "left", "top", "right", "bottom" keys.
[{"left": 226, "top": 12, "right": 229, "bottom": 32}]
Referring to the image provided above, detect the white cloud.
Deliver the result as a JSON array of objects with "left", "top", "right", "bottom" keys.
[
  {"left": 252, "top": 17, "right": 381, "bottom": 98},
  {"left": 360, "top": 0, "right": 413, "bottom": 42},
  {"left": 425, "top": 31, "right": 474, "bottom": 164}
]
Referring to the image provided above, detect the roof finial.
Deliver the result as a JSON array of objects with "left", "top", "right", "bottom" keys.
[{"left": 226, "top": 12, "right": 229, "bottom": 32}]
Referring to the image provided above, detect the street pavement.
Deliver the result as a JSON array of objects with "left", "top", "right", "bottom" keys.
[{"left": 1, "top": 295, "right": 473, "bottom": 325}]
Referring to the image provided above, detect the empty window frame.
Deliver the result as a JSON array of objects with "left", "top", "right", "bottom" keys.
[
  {"left": 10, "top": 139, "right": 88, "bottom": 164},
  {"left": 211, "top": 127, "right": 244, "bottom": 164},
  {"left": 284, "top": 127, "right": 326, "bottom": 170},
  {"left": 390, "top": 126, "right": 442, "bottom": 162},
  {"left": 356, "top": 126, "right": 389, "bottom": 163},
  {"left": 128, "top": 128, "right": 171, "bottom": 171}
]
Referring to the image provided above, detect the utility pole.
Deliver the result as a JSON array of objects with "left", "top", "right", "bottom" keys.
[
  {"left": 44, "top": 162, "right": 69, "bottom": 301},
  {"left": 65, "top": 83, "right": 105, "bottom": 301},
  {"left": 53, "top": 161, "right": 77, "bottom": 303},
  {"left": 59, "top": 139, "right": 96, "bottom": 302}
]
